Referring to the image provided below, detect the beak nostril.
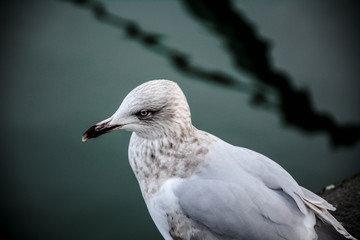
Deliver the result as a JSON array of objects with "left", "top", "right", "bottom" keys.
[{"left": 95, "top": 124, "right": 106, "bottom": 131}]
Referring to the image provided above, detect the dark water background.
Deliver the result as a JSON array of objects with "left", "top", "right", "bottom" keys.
[{"left": 1, "top": 1, "right": 359, "bottom": 239}]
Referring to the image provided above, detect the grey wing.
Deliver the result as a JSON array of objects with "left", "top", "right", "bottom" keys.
[
  {"left": 244, "top": 146, "right": 357, "bottom": 239},
  {"left": 174, "top": 179, "right": 308, "bottom": 240}
]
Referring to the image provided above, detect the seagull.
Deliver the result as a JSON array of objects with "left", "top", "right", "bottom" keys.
[{"left": 82, "top": 79, "right": 356, "bottom": 240}]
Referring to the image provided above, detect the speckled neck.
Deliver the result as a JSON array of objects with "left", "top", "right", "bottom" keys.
[{"left": 128, "top": 128, "right": 214, "bottom": 199}]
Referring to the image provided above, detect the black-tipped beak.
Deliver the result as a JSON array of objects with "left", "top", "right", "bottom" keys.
[{"left": 82, "top": 121, "right": 122, "bottom": 142}]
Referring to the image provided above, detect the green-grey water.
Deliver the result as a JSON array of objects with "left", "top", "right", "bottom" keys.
[{"left": 1, "top": 1, "right": 359, "bottom": 239}]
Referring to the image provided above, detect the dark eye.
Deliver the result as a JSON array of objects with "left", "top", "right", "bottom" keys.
[
  {"left": 136, "top": 109, "right": 152, "bottom": 119},
  {"left": 140, "top": 110, "right": 149, "bottom": 117}
]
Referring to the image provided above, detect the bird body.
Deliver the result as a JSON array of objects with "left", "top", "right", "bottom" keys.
[
  {"left": 82, "top": 80, "right": 356, "bottom": 240},
  {"left": 129, "top": 129, "right": 317, "bottom": 240}
]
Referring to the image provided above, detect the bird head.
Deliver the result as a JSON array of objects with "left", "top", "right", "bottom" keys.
[{"left": 82, "top": 79, "right": 193, "bottom": 141}]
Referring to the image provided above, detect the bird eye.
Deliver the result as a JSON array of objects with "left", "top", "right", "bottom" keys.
[
  {"left": 140, "top": 110, "right": 149, "bottom": 117},
  {"left": 136, "top": 109, "right": 152, "bottom": 119}
]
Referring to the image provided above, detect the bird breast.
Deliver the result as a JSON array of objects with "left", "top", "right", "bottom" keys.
[{"left": 128, "top": 130, "right": 213, "bottom": 199}]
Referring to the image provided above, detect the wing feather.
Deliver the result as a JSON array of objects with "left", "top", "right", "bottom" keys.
[
  {"left": 300, "top": 187, "right": 356, "bottom": 240},
  {"left": 175, "top": 179, "right": 313, "bottom": 240},
  {"left": 174, "top": 133, "right": 356, "bottom": 239}
]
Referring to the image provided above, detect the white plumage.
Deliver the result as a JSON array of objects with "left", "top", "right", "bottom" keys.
[{"left": 82, "top": 79, "right": 356, "bottom": 240}]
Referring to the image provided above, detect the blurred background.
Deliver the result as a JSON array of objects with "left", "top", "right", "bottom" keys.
[{"left": 1, "top": 0, "right": 359, "bottom": 239}]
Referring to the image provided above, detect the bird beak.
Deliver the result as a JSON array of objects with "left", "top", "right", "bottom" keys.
[{"left": 82, "top": 116, "right": 123, "bottom": 142}]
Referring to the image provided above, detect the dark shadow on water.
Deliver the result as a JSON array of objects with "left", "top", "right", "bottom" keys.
[
  {"left": 64, "top": 0, "right": 360, "bottom": 148},
  {"left": 182, "top": 0, "right": 360, "bottom": 148}
]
